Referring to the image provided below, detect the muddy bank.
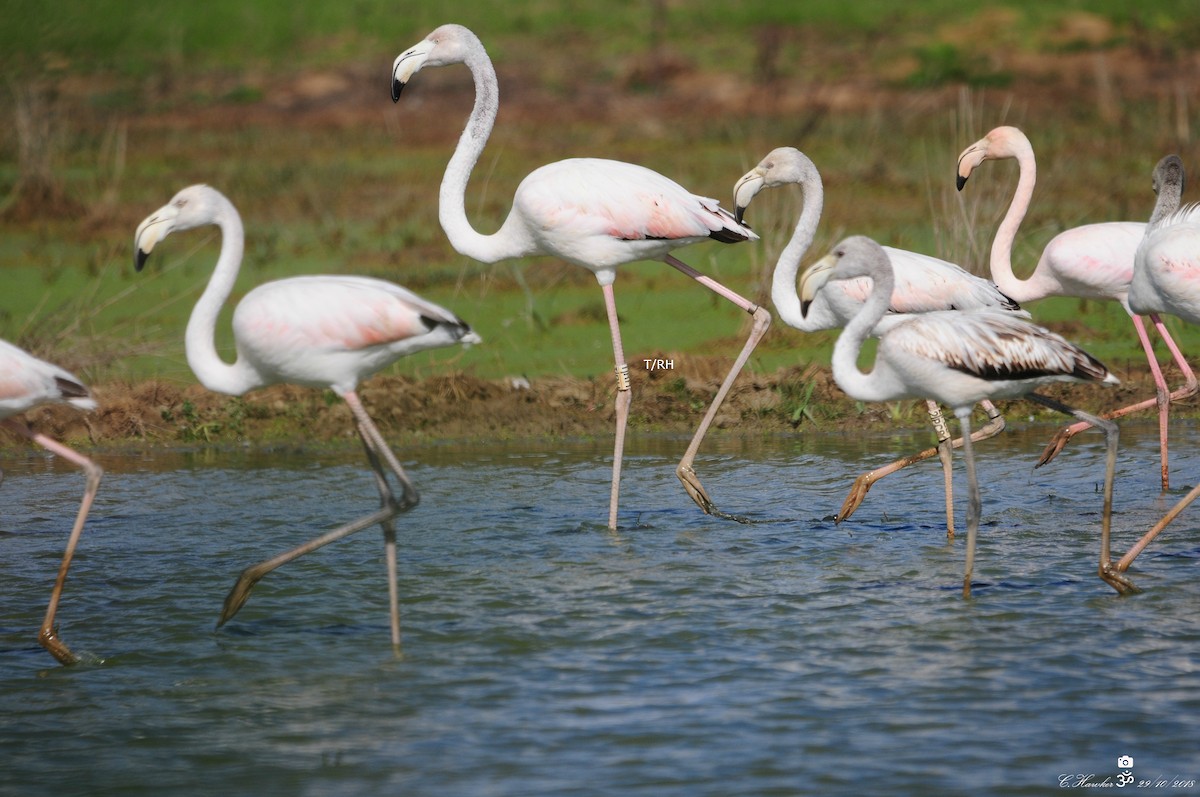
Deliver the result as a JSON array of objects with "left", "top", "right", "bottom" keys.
[{"left": 1, "top": 364, "right": 1185, "bottom": 453}]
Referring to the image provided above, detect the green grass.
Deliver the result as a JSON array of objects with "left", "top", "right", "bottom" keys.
[{"left": 3, "top": 1, "right": 1200, "bottom": 390}]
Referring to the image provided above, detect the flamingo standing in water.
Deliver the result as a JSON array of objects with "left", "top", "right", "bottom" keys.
[
  {"left": 1121, "top": 157, "right": 1200, "bottom": 576},
  {"left": 391, "top": 23, "right": 769, "bottom": 528},
  {"left": 956, "top": 126, "right": 1196, "bottom": 488},
  {"left": 801, "top": 236, "right": 1128, "bottom": 596},
  {"left": 0, "top": 340, "right": 102, "bottom": 665},
  {"left": 134, "top": 184, "right": 481, "bottom": 646},
  {"left": 733, "top": 147, "right": 1026, "bottom": 534}
]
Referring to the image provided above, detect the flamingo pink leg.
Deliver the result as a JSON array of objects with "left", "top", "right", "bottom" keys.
[
  {"left": 662, "top": 255, "right": 772, "bottom": 521},
  {"left": 1117, "top": 481, "right": 1200, "bottom": 574},
  {"left": 837, "top": 401, "right": 1007, "bottom": 538},
  {"left": 600, "top": 283, "right": 632, "bottom": 530},
  {"left": 1037, "top": 314, "right": 1197, "bottom": 489},
  {"left": 1, "top": 420, "right": 104, "bottom": 666},
  {"left": 217, "top": 391, "right": 418, "bottom": 645}
]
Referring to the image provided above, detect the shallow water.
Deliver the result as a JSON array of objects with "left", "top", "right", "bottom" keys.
[{"left": 2, "top": 422, "right": 1199, "bottom": 796}]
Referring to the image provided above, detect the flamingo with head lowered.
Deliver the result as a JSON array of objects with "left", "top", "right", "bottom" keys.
[
  {"left": 956, "top": 126, "right": 1196, "bottom": 489},
  {"left": 733, "top": 147, "right": 1028, "bottom": 535},
  {"left": 135, "top": 183, "right": 481, "bottom": 647},
  {"left": 1, "top": 340, "right": 102, "bottom": 665},
  {"left": 391, "top": 23, "right": 770, "bottom": 528}
]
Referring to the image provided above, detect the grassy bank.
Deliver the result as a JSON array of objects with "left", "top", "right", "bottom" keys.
[{"left": 1, "top": 2, "right": 1199, "bottom": 445}]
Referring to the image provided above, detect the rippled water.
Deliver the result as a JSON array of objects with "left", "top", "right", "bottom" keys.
[{"left": 2, "top": 422, "right": 1199, "bottom": 796}]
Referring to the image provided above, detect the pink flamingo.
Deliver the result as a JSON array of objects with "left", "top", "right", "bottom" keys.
[
  {"left": 1120, "top": 155, "right": 1200, "bottom": 578},
  {"left": 802, "top": 236, "right": 1127, "bottom": 597},
  {"left": 134, "top": 184, "right": 481, "bottom": 646},
  {"left": 391, "top": 24, "right": 770, "bottom": 528},
  {"left": 956, "top": 126, "right": 1196, "bottom": 489},
  {"left": 0, "top": 340, "right": 102, "bottom": 665},
  {"left": 733, "top": 147, "right": 1025, "bottom": 535}
]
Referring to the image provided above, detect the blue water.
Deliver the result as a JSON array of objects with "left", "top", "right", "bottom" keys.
[{"left": 1, "top": 423, "right": 1198, "bottom": 796}]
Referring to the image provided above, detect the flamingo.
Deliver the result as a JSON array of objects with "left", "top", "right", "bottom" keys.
[
  {"left": 0, "top": 340, "right": 102, "bottom": 665},
  {"left": 134, "top": 184, "right": 481, "bottom": 646},
  {"left": 1120, "top": 157, "right": 1200, "bottom": 576},
  {"left": 733, "top": 147, "right": 1026, "bottom": 535},
  {"left": 956, "top": 126, "right": 1197, "bottom": 489},
  {"left": 801, "top": 235, "right": 1130, "bottom": 597},
  {"left": 390, "top": 23, "right": 770, "bottom": 528}
]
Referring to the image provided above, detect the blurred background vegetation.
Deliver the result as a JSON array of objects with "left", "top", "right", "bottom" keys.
[{"left": 1, "top": 0, "right": 1198, "bottom": 392}]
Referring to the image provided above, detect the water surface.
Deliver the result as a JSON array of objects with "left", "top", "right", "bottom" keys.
[{"left": 2, "top": 423, "right": 1198, "bottom": 796}]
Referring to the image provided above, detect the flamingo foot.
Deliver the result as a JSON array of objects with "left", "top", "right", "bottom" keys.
[
  {"left": 835, "top": 473, "right": 874, "bottom": 523},
  {"left": 217, "top": 565, "right": 266, "bottom": 627},
  {"left": 37, "top": 626, "right": 80, "bottom": 666},
  {"left": 1036, "top": 425, "right": 1078, "bottom": 468},
  {"left": 676, "top": 464, "right": 756, "bottom": 524},
  {"left": 1100, "top": 564, "right": 1141, "bottom": 596},
  {"left": 677, "top": 464, "right": 716, "bottom": 515}
]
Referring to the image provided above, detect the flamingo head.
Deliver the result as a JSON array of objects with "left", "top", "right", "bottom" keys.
[
  {"left": 392, "top": 24, "right": 482, "bottom": 102},
  {"left": 956, "top": 125, "right": 1030, "bottom": 191},
  {"left": 733, "top": 147, "right": 819, "bottom": 225},
  {"left": 134, "top": 184, "right": 222, "bottom": 271},
  {"left": 798, "top": 235, "right": 884, "bottom": 318}
]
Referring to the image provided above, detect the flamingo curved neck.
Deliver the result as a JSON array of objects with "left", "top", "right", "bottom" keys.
[
  {"left": 989, "top": 138, "right": 1047, "bottom": 302},
  {"left": 439, "top": 43, "right": 534, "bottom": 264},
  {"left": 185, "top": 199, "right": 262, "bottom": 395},
  {"left": 832, "top": 258, "right": 895, "bottom": 403},
  {"left": 771, "top": 173, "right": 824, "bottom": 329}
]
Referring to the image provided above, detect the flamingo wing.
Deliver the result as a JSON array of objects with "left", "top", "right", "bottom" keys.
[
  {"left": 516, "top": 158, "right": 755, "bottom": 248},
  {"left": 884, "top": 311, "right": 1112, "bottom": 383}
]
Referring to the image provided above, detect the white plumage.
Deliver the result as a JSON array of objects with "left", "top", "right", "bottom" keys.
[
  {"left": 134, "top": 183, "right": 480, "bottom": 645},
  {"left": 801, "top": 235, "right": 1132, "bottom": 596},
  {"left": 392, "top": 23, "right": 770, "bottom": 526},
  {"left": 733, "top": 146, "right": 1023, "bottom": 531},
  {"left": 957, "top": 127, "right": 1196, "bottom": 486}
]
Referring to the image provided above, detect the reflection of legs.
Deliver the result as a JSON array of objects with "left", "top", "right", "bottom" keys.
[
  {"left": 359, "top": 431, "right": 401, "bottom": 648},
  {"left": 955, "top": 409, "right": 979, "bottom": 599},
  {"left": 601, "top": 282, "right": 630, "bottom": 531},
  {"left": 1037, "top": 314, "right": 1197, "bottom": 491},
  {"left": 218, "top": 392, "right": 417, "bottom": 630},
  {"left": 662, "top": 254, "right": 772, "bottom": 520},
  {"left": 1026, "top": 394, "right": 1133, "bottom": 595},
  {"left": 837, "top": 401, "right": 1005, "bottom": 540},
  {"left": 3, "top": 420, "right": 104, "bottom": 666},
  {"left": 1117, "top": 481, "right": 1200, "bottom": 575}
]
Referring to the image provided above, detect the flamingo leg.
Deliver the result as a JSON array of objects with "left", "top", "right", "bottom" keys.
[
  {"left": 3, "top": 420, "right": 104, "bottom": 666},
  {"left": 955, "top": 409, "right": 980, "bottom": 599},
  {"left": 661, "top": 254, "right": 772, "bottom": 521},
  {"left": 837, "top": 401, "right": 1006, "bottom": 539},
  {"left": 600, "top": 282, "right": 631, "bottom": 530},
  {"left": 357, "top": 428, "right": 402, "bottom": 649},
  {"left": 1117, "top": 481, "right": 1200, "bottom": 573},
  {"left": 218, "top": 394, "right": 418, "bottom": 632},
  {"left": 1037, "top": 314, "right": 1197, "bottom": 491},
  {"left": 1025, "top": 394, "right": 1134, "bottom": 595},
  {"left": 928, "top": 402, "right": 956, "bottom": 539}
]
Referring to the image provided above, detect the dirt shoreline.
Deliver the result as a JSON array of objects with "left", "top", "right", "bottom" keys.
[{"left": 1, "top": 365, "right": 1187, "bottom": 453}]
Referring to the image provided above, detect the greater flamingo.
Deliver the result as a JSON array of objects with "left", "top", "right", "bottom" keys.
[
  {"left": 1120, "top": 158, "right": 1200, "bottom": 576},
  {"left": 802, "top": 236, "right": 1129, "bottom": 597},
  {"left": 0, "top": 340, "right": 102, "bottom": 665},
  {"left": 134, "top": 184, "right": 481, "bottom": 645},
  {"left": 390, "top": 23, "right": 769, "bottom": 528},
  {"left": 734, "top": 147, "right": 1027, "bottom": 534},
  {"left": 956, "top": 126, "right": 1196, "bottom": 489}
]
